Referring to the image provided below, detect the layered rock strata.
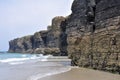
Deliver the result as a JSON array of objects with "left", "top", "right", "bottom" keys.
[{"left": 65, "top": 0, "right": 120, "bottom": 74}]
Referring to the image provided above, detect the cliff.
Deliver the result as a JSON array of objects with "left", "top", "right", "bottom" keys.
[
  {"left": 9, "top": 0, "right": 120, "bottom": 73},
  {"left": 65, "top": 0, "right": 120, "bottom": 74},
  {"left": 9, "top": 16, "right": 67, "bottom": 56}
]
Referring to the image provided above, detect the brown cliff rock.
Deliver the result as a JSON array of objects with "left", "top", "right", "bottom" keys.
[{"left": 65, "top": 0, "right": 120, "bottom": 74}]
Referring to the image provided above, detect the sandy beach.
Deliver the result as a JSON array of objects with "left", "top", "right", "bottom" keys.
[
  {"left": 0, "top": 55, "right": 120, "bottom": 80},
  {"left": 39, "top": 67, "right": 120, "bottom": 80}
]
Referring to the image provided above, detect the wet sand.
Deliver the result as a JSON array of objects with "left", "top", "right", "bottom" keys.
[{"left": 39, "top": 67, "right": 120, "bottom": 80}]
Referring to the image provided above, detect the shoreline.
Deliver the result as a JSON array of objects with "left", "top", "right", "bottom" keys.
[
  {"left": 0, "top": 54, "right": 120, "bottom": 80},
  {"left": 38, "top": 67, "right": 120, "bottom": 80},
  {"left": 0, "top": 55, "right": 72, "bottom": 80}
]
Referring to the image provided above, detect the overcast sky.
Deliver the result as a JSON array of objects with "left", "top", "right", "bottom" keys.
[{"left": 0, "top": 0, "right": 73, "bottom": 51}]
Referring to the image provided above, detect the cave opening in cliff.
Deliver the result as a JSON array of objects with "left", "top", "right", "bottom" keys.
[{"left": 59, "top": 20, "right": 68, "bottom": 56}]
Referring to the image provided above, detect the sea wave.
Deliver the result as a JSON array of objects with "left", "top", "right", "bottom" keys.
[
  {"left": 0, "top": 58, "right": 29, "bottom": 63},
  {"left": 0, "top": 54, "right": 53, "bottom": 65},
  {"left": 0, "top": 57, "right": 32, "bottom": 65}
]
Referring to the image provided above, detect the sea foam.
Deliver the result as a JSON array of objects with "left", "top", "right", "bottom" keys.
[{"left": 0, "top": 54, "right": 53, "bottom": 65}]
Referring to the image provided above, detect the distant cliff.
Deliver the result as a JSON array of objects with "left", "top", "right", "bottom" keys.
[
  {"left": 9, "top": 0, "right": 120, "bottom": 73},
  {"left": 9, "top": 16, "right": 67, "bottom": 56}
]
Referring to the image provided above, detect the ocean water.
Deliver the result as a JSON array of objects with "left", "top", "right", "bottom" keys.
[
  {"left": 0, "top": 52, "right": 50, "bottom": 65},
  {"left": 0, "top": 52, "right": 71, "bottom": 80}
]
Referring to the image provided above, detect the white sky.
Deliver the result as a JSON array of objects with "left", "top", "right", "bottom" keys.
[{"left": 0, "top": 0, "right": 73, "bottom": 51}]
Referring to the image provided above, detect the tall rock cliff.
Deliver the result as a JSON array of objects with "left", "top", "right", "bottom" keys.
[
  {"left": 65, "top": 0, "right": 120, "bottom": 74},
  {"left": 9, "top": 0, "right": 120, "bottom": 73}
]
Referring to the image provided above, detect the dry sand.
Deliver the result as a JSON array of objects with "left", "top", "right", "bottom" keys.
[{"left": 39, "top": 67, "right": 120, "bottom": 80}]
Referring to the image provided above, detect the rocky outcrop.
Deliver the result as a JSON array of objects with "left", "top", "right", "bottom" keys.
[
  {"left": 9, "top": 16, "right": 66, "bottom": 56},
  {"left": 9, "top": 35, "right": 33, "bottom": 53},
  {"left": 34, "top": 48, "right": 60, "bottom": 55},
  {"left": 65, "top": 0, "right": 120, "bottom": 74}
]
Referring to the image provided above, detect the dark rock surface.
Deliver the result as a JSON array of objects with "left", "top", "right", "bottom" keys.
[
  {"left": 9, "top": 35, "right": 33, "bottom": 53},
  {"left": 65, "top": 0, "right": 120, "bottom": 74}
]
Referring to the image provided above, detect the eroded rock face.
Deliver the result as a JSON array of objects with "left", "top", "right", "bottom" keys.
[
  {"left": 95, "top": 0, "right": 120, "bottom": 29},
  {"left": 59, "top": 19, "right": 68, "bottom": 56},
  {"left": 31, "top": 32, "right": 44, "bottom": 49},
  {"left": 9, "top": 35, "right": 33, "bottom": 53},
  {"left": 34, "top": 48, "right": 60, "bottom": 56},
  {"left": 65, "top": 0, "right": 120, "bottom": 74},
  {"left": 9, "top": 16, "right": 65, "bottom": 56},
  {"left": 46, "top": 16, "right": 65, "bottom": 48}
]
